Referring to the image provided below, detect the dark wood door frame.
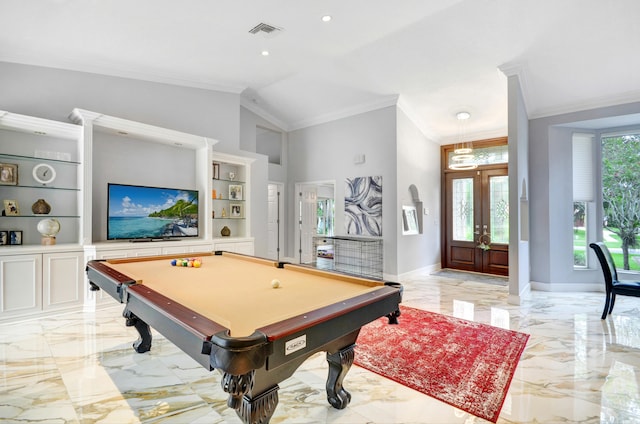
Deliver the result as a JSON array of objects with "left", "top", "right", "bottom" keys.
[{"left": 440, "top": 137, "right": 509, "bottom": 276}]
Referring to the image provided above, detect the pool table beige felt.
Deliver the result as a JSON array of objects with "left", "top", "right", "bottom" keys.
[{"left": 104, "top": 252, "right": 383, "bottom": 337}]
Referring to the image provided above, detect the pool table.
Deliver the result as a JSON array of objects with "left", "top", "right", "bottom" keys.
[{"left": 86, "top": 251, "right": 402, "bottom": 424}]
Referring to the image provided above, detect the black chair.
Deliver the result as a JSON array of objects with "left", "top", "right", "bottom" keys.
[{"left": 589, "top": 242, "right": 640, "bottom": 319}]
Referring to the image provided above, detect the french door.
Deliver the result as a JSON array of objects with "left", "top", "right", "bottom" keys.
[{"left": 443, "top": 168, "right": 509, "bottom": 276}]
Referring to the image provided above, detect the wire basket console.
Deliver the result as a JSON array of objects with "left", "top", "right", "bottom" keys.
[{"left": 312, "top": 235, "right": 383, "bottom": 280}]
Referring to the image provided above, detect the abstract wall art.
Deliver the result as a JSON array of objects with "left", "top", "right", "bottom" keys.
[{"left": 345, "top": 176, "right": 382, "bottom": 236}]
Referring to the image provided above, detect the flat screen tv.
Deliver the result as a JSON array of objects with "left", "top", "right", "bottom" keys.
[{"left": 107, "top": 183, "right": 199, "bottom": 241}]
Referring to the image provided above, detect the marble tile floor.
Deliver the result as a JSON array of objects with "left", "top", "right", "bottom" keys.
[{"left": 2, "top": 271, "right": 640, "bottom": 424}]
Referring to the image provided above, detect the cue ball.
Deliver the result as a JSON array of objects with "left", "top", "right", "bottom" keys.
[{"left": 271, "top": 279, "right": 280, "bottom": 288}]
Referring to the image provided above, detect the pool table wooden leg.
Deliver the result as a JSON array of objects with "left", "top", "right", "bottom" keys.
[
  {"left": 222, "top": 371, "right": 279, "bottom": 424},
  {"left": 237, "top": 385, "right": 279, "bottom": 424},
  {"left": 326, "top": 343, "right": 355, "bottom": 409},
  {"left": 123, "top": 306, "right": 152, "bottom": 353}
]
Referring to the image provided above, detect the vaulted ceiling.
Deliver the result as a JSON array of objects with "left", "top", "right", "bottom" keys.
[{"left": 2, "top": 1, "right": 639, "bottom": 142}]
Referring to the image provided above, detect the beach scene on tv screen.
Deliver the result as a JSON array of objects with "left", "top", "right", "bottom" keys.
[{"left": 108, "top": 185, "right": 198, "bottom": 239}]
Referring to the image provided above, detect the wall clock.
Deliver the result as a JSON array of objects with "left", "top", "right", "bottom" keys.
[{"left": 33, "top": 163, "right": 56, "bottom": 185}]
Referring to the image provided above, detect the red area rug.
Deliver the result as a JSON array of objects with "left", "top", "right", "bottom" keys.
[{"left": 354, "top": 306, "right": 529, "bottom": 422}]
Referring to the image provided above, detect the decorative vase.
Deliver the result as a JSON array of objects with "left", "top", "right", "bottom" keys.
[
  {"left": 221, "top": 226, "right": 231, "bottom": 237},
  {"left": 31, "top": 198, "right": 51, "bottom": 215}
]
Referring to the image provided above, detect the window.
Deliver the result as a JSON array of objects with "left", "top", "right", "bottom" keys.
[
  {"left": 600, "top": 132, "right": 640, "bottom": 272},
  {"left": 572, "top": 133, "right": 594, "bottom": 267}
]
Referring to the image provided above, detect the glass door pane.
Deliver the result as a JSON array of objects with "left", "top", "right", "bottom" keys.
[
  {"left": 452, "top": 178, "right": 474, "bottom": 241},
  {"left": 489, "top": 175, "right": 509, "bottom": 244}
]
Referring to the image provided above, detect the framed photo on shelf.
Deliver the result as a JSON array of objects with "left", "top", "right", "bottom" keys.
[
  {"left": 212, "top": 163, "right": 220, "bottom": 180},
  {"left": 9, "top": 230, "right": 22, "bottom": 245},
  {"left": 0, "top": 231, "right": 8, "bottom": 245},
  {"left": 0, "top": 163, "right": 18, "bottom": 185},
  {"left": 229, "top": 184, "right": 243, "bottom": 200},
  {"left": 230, "top": 203, "right": 242, "bottom": 218},
  {"left": 3, "top": 199, "right": 19, "bottom": 216}
]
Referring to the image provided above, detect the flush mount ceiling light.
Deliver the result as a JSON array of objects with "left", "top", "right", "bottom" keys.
[
  {"left": 261, "top": 50, "right": 270, "bottom": 56},
  {"left": 450, "top": 111, "right": 478, "bottom": 170},
  {"left": 322, "top": 15, "right": 332, "bottom": 22}
]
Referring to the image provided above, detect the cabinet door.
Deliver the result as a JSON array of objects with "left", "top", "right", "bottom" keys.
[
  {"left": 42, "top": 252, "right": 84, "bottom": 311},
  {"left": 214, "top": 240, "right": 254, "bottom": 255},
  {"left": 0, "top": 254, "right": 42, "bottom": 317}
]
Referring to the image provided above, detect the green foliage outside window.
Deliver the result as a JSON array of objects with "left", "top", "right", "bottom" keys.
[{"left": 601, "top": 134, "right": 640, "bottom": 271}]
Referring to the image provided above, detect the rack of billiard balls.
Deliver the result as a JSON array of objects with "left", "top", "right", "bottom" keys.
[{"left": 170, "top": 257, "right": 202, "bottom": 268}]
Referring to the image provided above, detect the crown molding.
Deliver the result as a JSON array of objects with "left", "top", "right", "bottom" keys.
[
  {"left": 0, "top": 110, "right": 80, "bottom": 140},
  {"left": 288, "top": 94, "right": 400, "bottom": 131},
  {"left": 527, "top": 90, "right": 640, "bottom": 120},
  {"left": 396, "top": 97, "right": 440, "bottom": 144},
  {"left": 69, "top": 108, "right": 217, "bottom": 149},
  {"left": 2, "top": 56, "right": 246, "bottom": 94},
  {"left": 498, "top": 62, "right": 531, "bottom": 116},
  {"left": 239, "top": 97, "right": 290, "bottom": 131}
]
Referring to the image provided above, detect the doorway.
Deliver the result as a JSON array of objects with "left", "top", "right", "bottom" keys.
[
  {"left": 266, "top": 182, "right": 284, "bottom": 261},
  {"left": 441, "top": 139, "right": 509, "bottom": 276},
  {"left": 294, "top": 182, "right": 335, "bottom": 264}
]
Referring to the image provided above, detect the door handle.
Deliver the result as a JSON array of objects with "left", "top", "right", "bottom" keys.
[{"left": 477, "top": 225, "right": 491, "bottom": 250}]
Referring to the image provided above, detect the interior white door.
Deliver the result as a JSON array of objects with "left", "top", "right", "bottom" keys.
[
  {"left": 297, "top": 184, "right": 317, "bottom": 264},
  {"left": 266, "top": 183, "right": 282, "bottom": 260}
]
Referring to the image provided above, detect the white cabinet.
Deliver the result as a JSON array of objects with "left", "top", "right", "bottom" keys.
[
  {"left": 43, "top": 251, "right": 84, "bottom": 311},
  {"left": 0, "top": 249, "right": 84, "bottom": 320},
  {"left": 0, "top": 253, "right": 42, "bottom": 318},
  {"left": 213, "top": 238, "right": 255, "bottom": 255}
]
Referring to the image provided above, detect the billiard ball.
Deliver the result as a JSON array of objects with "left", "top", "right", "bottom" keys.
[
  {"left": 271, "top": 279, "right": 280, "bottom": 288},
  {"left": 170, "top": 259, "right": 177, "bottom": 266},
  {"left": 193, "top": 260, "right": 201, "bottom": 268}
]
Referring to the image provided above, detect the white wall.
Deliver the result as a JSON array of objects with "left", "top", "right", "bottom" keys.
[
  {"left": 0, "top": 61, "right": 273, "bottom": 253},
  {"left": 0, "top": 62, "right": 241, "bottom": 149},
  {"left": 506, "top": 75, "right": 531, "bottom": 299},
  {"left": 288, "top": 106, "right": 399, "bottom": 274},
  {"left": 529, "top": 101, "right": 640, "bottom": 290},
  {"left": 91, "top": 133, "right": 196, "bottom": 242},
  {"left": 239, "top": 106, "right": 288, "bottom": 257},
  {"left": 396, "top": 108, "right": 441, "bottom": 275}
]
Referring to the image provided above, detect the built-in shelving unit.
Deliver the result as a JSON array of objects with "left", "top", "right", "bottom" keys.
[
  {"left": 211, "top": 152, "right": 255, "bottom": 254},
  {"left": 0, "top": 111, "right": 83, "bottom": 246},
  {"left": 0, "top": 109, "right": 256, "bottom": 320},
  {"left": 0, "top": 111, "right": 84, "bottom": 320}
]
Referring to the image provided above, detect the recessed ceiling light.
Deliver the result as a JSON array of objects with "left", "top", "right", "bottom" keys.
[
  {"left": 322, "top": 15, "right": 332, "bottom": 22},
  {"left": 456, "top": 111, "right": 471, "bottom": 120},
  {"left": 261, "top": 50, "right": 270, "bottom": 56}
]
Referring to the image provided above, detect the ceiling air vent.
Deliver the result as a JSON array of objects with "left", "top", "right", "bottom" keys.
[{"left": 248, "top": 22, "right": 283, "bottom": 37}]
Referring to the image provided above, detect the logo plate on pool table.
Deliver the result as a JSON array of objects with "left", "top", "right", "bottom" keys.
[{"left": 285, "top": 334, "right": 307, "bottom": 355}]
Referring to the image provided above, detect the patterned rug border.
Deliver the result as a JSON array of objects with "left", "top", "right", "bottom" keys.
[{"left": 354, "top": 306, "right": 529, "bottom": 422}]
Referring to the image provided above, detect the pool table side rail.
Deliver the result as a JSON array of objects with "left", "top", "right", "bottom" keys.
[
  {"left": 281, "top": 262, "right": 385, "bottom": 287},
  {"left": 87, "top": 259, "right": 242, "bottom": 371},
  {"left": 86, "top": 260, "right": 137, "bottom": 302},
  {"left": 125, "top": 284, "right": 270, "bottom": 372},
  {"left": 261, "top": 285, "right": 402, "bottom": 371},
  {"left": 106, "top": 252, "right": 215, "bottom": 264},
  {"left": 257, "top": 286, "right": 401, "bottom": 341}
]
